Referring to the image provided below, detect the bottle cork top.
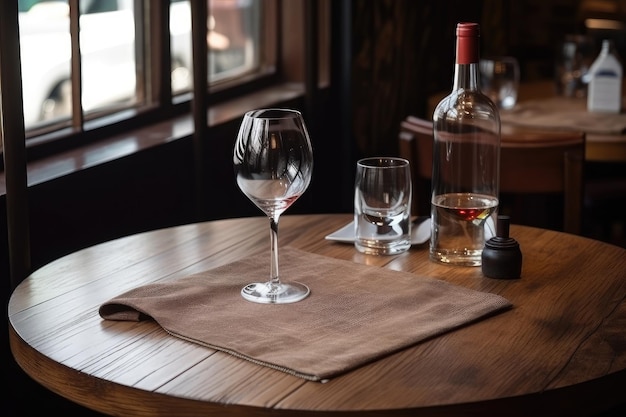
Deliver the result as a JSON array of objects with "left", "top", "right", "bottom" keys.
[
  {"left": 456, "top": 22, "right": 479, "bottom": 37},
  {"left": 456, "top": 23, "right": 480, "bottom": 65}
]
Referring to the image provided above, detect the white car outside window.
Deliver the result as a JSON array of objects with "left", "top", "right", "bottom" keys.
[
  {"left": 18, "top": 0, "right": 193, "bottom": 128},
  {"left": 18, "top": 0, "right": 257, "bottom": 130}
]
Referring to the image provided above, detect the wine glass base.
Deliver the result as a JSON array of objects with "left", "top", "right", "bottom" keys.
[{"left": 241, "top": 281, "right": 310, "bottom": 304}]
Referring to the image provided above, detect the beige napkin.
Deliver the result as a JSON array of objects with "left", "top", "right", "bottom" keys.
[
  {"left": 500, "top": 96, "right": 626, "bottom": 134},
  {"left": 99, "top": 248, "right": 511, "bottom": 382}
]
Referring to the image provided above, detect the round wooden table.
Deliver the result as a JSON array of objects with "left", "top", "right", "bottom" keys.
[{"left": 8, "top": 214, "right": 626, "bottom": 416}]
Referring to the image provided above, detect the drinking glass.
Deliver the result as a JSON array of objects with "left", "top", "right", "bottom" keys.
[
  {"left": 479, "top": 56, "right": 520, "bottom": 109},
  {"left": 555, "top": 35, "right": 595, "bottom": 98},
  {"left": 233, "top": 108, "right": 313, "bottom": 304},
  {"left": 354, "top": 157, "right": 412, "bottom": 255}
]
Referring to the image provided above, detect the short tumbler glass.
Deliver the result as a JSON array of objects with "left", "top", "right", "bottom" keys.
[{"left": 354, "top": 157, "right": 412, "bottom": 255}]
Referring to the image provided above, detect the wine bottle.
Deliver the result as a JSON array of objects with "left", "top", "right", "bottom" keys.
[{"left": 430, "top": 22, "right": 501, "bottom": 267}]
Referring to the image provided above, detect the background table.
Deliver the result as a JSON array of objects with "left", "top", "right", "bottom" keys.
[
  {"left": 428, "top": 79, "right": 626, "bottom": 162},
  {"left": 8, "top": 214, "right": 626, "bottom": 416},
  {"left": 502, "top": 79, "right": 626, "bottom": 162}
]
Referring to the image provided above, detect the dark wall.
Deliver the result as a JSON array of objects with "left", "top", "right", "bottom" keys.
[{"left": 350, "top": 0, "right": 483, "bottom": 157}]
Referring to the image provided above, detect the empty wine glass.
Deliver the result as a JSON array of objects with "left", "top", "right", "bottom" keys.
[{"left": 233, "top": 108, "right": 314, "bottom": 304}]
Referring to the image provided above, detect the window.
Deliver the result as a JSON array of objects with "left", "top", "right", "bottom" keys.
[
  {"left": 14, "top": 0, "right": 268, "bottom": 135},
  {"left": 1, "top": 0, "right": 330, "bottom": 288}
]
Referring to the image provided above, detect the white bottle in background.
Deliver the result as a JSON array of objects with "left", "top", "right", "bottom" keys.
[{"left": 587, "top": 40, "right": 623, "bottom": 113}]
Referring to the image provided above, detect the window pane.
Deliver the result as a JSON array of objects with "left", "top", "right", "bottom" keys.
[
  {"left": 19, "top": 0, "right": 72, "bottom": 128},
  {"left": 170, "top": 0, "right": 264, "bottom": 94},
  {"left": 18, "top": 0, "right": 140, "bottom": 129},
  {"left": 209, "top": 0, "right": 261, "bottom": 81},
  {"left": 80, "top": 0, "right": 138, "bottom": 117},
  {"left": 170, "top": 0, "right": 192, "bottom": 93}
]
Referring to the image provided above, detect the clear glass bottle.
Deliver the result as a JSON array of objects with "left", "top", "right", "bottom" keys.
[{"left": 430, "top": 22, "right": 501, "bottom": 267}]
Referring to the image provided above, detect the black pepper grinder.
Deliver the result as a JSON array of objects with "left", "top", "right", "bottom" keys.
[{"left": 481, "top": 215, "right": 522, "bottom": 279}]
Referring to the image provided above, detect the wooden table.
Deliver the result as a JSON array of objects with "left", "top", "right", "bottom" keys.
[
  {"left": 8, "top": 214, "right": 626, "bottom": 416},
  {"left": 504, "top": 80, "right": 626, "bottom": 162}
]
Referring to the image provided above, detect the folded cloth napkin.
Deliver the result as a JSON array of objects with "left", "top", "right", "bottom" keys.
[
  {"left": 99, "top": 247, "right": 512, "bottom": 382},
  {"left": 500, "top": 97, "right": 626, "bottom": 135}
]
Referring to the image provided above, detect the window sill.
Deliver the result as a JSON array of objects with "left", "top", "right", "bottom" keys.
[{"left": 0, "top": 82, "right": 305, "bottom": 197}]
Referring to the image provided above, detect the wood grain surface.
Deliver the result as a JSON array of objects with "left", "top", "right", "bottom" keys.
[{"left": 8, "top": 214, "right": 626, "bottom": 416}]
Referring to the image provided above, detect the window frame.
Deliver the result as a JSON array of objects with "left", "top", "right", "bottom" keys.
[
  {"left": 3, "top": 0, "right": 313, "bottom": 158},
  {"left": 1, "top": 0, "right": 331, "bottom": 170}
]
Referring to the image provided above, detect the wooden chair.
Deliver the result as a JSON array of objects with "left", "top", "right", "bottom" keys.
[
  {"left": 399, "top": 116, "right": 585, "bottom": 234},
  {"left": 399, "top": 116, "right": 434, "bottom": 217}
]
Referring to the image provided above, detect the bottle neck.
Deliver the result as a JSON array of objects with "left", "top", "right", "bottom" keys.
[
  {"left": 453, "top": 26, "right": 480, "bottom": 92},
  {"left": 600, "top": 40, "right": 612, "bottom": 57},
  {"left": 453, "top": 63, "right": 480, "bottom": 92}
]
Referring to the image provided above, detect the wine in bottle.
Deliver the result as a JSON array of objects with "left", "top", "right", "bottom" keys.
[{"left": 430, "top": 22, "right": 501, "bottom": 267}]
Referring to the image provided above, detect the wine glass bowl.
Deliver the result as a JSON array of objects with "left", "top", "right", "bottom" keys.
[{"left": 233, "top": 108, "right": 313, "bottom": 303}]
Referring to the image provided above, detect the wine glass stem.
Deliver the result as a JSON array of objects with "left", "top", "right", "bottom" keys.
[{"left": 269, "top": 215, "right": 280, "bottom": 288}]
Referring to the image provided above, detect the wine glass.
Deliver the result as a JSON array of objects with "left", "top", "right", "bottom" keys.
[{"left": 233, "top": 108, "right": 314, "bottom": 304}]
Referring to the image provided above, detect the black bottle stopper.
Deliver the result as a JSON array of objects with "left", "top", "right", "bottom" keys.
[{"left": 481, "top": 215, "right": 522, "bottom": 279}]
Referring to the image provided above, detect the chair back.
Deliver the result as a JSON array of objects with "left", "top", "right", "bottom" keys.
[
  {"left": 399, "top": 116, "right": 434, "bottom": 216},
  {"left": 399, "top": 116, "right": 585, "bottom": 234}
]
